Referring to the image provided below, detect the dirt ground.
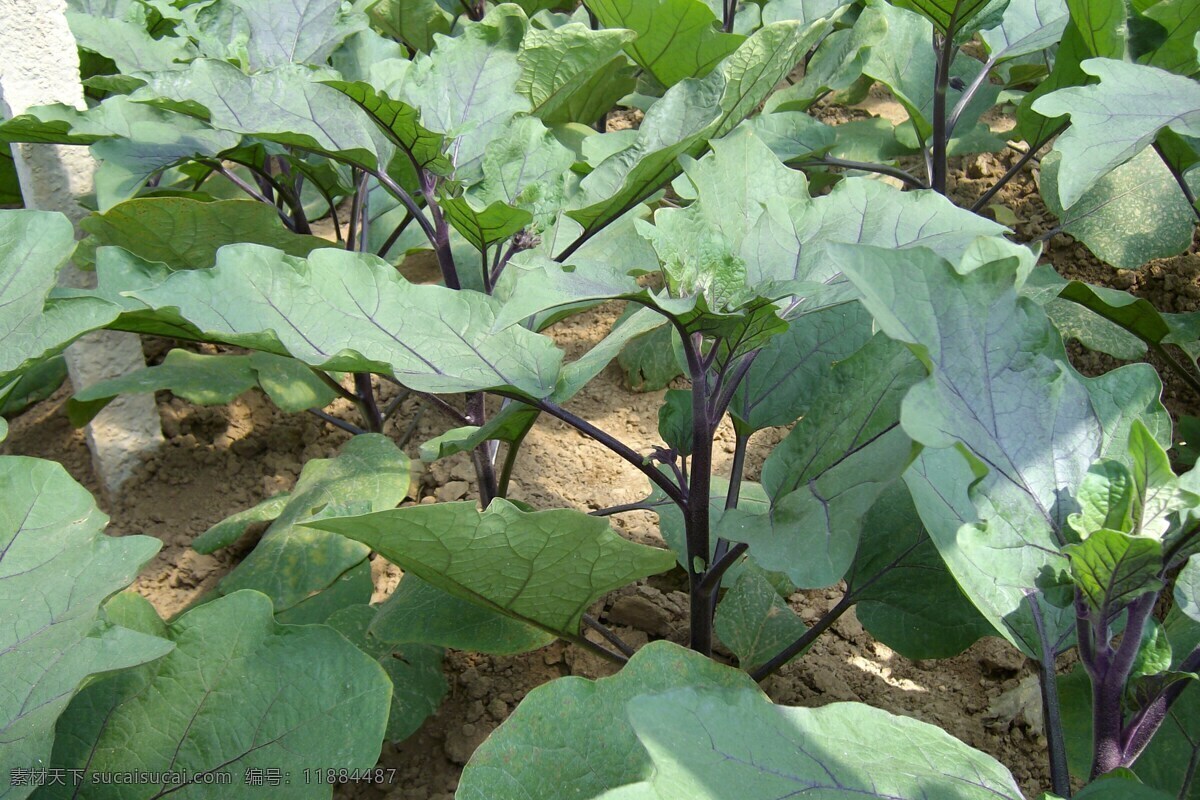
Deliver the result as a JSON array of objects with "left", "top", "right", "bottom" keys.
[{"left": 5, "top": 110, "right": 1199, "bottom": 800}]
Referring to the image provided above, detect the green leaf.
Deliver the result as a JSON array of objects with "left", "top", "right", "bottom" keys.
[
  {"left": 585, "top": 0, "right": 745, "bottom": 87},
  {"left": 1064, "top": 0, "right": 1130, "bottom": 58},
  {"left": 456, "top": 641, "right": 761, "bottom": 800},
  {"left": 745, "top": 111, "right": 837, "bottom": 161},
  {"left": 0, "top": 97, "right": 171, "bottom": 146},
  {"left": 0, "top": 210, "right": 118, "bottom": 387},
  {"left": 136, "top": 60, "right": 394, "bottom": 169},
  {"left": 762, "top": 0, "right": 854, "bottom": 24},
  {"left": 0, "top": 356, "right": 68, "bottom": 418},
  {"left": 1066, "top": 528, "right": 1164, "bottom": 615},
  {"left": 222, "top": 0, "right": 367, "bottom": 70},
  {"left": 441, "top": 197, "right": 533, "bottom": 252},
  {"left": 839, "top": 245, "right": 1150, "bottom": 657},
  {"left": 1136, "top": 0, "right": 1200, "bottom": 75},
  {"left": 322, "top": 81, "right": 453, "bottom": 174},
  {"left": 325, "top": 604, "right": 447, "bottom": 743},
  {"left": 657, "top": 389, "right": 694, "bottom": 456},
  {"left": 80, "top": 198, "right": 336, "bottom": 269},
  {"left": 274, "top": 559, "right": 373, "bottom": 625},
  {"left": 1032, "top": 58, "right": 1200, "bottom": 209},
  {"left": 1071, "top": 780, "right": 1179, "bottom": 800},
  {"left": 568, "top": 18, "right": 831, "bottom": 240},
  {"left": 192, "top": 492, "right": 291, "bottom": 553},
  {"left": 728, "top": 303, "right": 874, "bottom": 431},
  {"left": 714, "top": 567, "right": 807, "bottom": 671},
  {"left": 617, "top": 323, "right": 683, "bottom": 391},
  {"left": 66, "top": 10, "right": 196, "bottom": 73},
  {"left": 891, "top": 0, "right": 1003, "bottom": 35},
  {"left": 1052, "top": 277, "right": 1200, "bottom": 364},
  {"left": 1127, "top": 418, "right": 1198, "bottom": 536},
  {"left": 518, "top": 22, "right": 637, "bottom": 125},
  {"left": 67, "top": 349, "right": 336, "bottom": 426},
  {"left": 1040, "top": 149, "right": 1199, "bottom": 269},
  {"left": 40, "top": 591, "right": 390, "bottom": 798},
  {"left": 764, "top": 26, "right": 873, "bottom": 113},
  {"left": 1068, "top": 460, "right": 1136, "bottom": 537},
  {"left": 850, "top": 481, "right": 995, "bottom": 659},
  {"left": 308, "top": 499, "right": 676, "bottom": 640},
  {"left": 981, "top": 0, "right": 1069, "bottom": 60},
  {"left": 370, "top": 574, "right": 555, "bottom": 654},
  {"left": 401, "top": 5, "right": 531, "bottom": 181},
  {"left": 125, "top": 244, "right": 563, "bottom": 397},
  {"left": 366, "top": 0, "right": 453, "bottom": 53},
  {"left": 722, "top": 335, "right": 923, "bottom": 587},
  {"left": 1177, "top": 554, "right": 1200, "bottom": 623},
  {"left": 600, "top": 687, "right": 1025, "bottom": 799},
  {"left": 0, "top": 457, "right": 171, "bottom": 796},
  {"left": 213, "top": 434, "right": 410, "bottom": 612}
]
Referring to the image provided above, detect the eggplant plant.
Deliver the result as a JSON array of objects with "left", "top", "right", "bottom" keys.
[{"left": 2, "top": 0, "right": 1200, "bottom": 799}]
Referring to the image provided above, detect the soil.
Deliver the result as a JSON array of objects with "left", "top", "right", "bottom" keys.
[{"left": 5, "top": 97, "right": 1199, "bottom": 800}]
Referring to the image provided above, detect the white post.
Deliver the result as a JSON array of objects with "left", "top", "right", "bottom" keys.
[{"left": 0, "top": 0, "right": 163, "bottom": 499}]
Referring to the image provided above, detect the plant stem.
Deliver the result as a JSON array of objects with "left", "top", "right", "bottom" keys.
[
  {"left": 930, "top": 29, "right": 958, "bottom": 196},
  {"left": 750, "top": 594, "right": 853, "bottom": 681},
  {"left": 467, "top": 392, "right": 498, "bottom": 505},
  {"left": 308, "top": 408, "right": 365, "bottom": 435},
  {"left": 495, "top": 423, "right": 531, "bottom": 499},
  {"left": 946, "top": 56, "right": 996, "bottom": 138},
  {"left": 1150, "top": 342, "right": 1200, "bottom": 402},
  {"left": 1030, "top": 592, "right": 1072, "bottom": 797},
  {"left": 970, "top": 126, "right": 1063, "bottom": 213},
  {"left": 355, "top": 373, "right": 384, "bottom": 433},
  {"left": 722, "top": 0, "right": 736, "bottom": 32},
  {"left": 377, "top": 211, "right": 413, "bottom": 260},
  {"left": 419, "top": 171, "right": 461, "bottom": 290},
  {"left": 790, "top": 156, "right": 928, "bottom": 189},
  {"left": 678, "top": 330, "right": 716, "bottom": 656},
  {"left": 346, "top": 170, "right": 366, "bottom": 252},
  {"left": 313, "top": 370, "right": 360, "bottom": 405},
  {"left": 1091, "top": 594, "right": 1157, "bottom": 777},
  {"left": 1153, "top": 142, "right": 1200, "bottom": 223},
  {"left": 534, "top": 399, "right": 687, "bottom": 507},
  {"left": 700, "top": 428, "right": 752, "bottom": 601},
  {"left": 583, "top": 614, "right": 636, "bottom": 657},
  {"left": 590, "top": 501, "right": 666, "bottom": 517}
]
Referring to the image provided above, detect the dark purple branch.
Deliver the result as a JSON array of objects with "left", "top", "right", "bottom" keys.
[
  {"left": 751, "top": 594, "right": 854, "bottom": 681},
  {"left": 1029, "top": 592, "right": 1073, "bottom": 797}
]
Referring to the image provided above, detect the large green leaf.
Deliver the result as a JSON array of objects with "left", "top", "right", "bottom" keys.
[
  {"left": 849, "top": 482, "right": 994, "bottom": 659},
  {"left": 221, "top": 0, "right": 367, "bottom": 70},
  {"left": 135, "top": 60, "right": 393, "bottom": 169},
  {"left": 728, "top": 303, "right": 874, "bottom": 431},
  {"left": 721, "top": 334, "right": 923, "bottom": 587},
  {"left": 891, "top": 0, "right": 1003, "bottom": 35},
  {"left": 0, "top": 97, "right": 177, "bottom": 146},
  {"left": 309, "top": 499, "right": 676, "bottom": 641},
  {"left": 981, "top": 0, "right": 1069, "bottom": 60},
  {"left": 1065, "top": 527, "right": 1164, "bottom": 616},
  {"left": 1032, "top": 58, "right": 1200, "bottom": 209},
  {"left": 209, "top": 435, "right": 410, "bottom": 612},
  {"left": 67, "top": 349, "right": 337, "bottom": 426},
  {"left": 38, "top": 591, "right": 390, "bottom": 799},
  {"left": 600, "top": 687, "right": 1025, "bottom": 799},
  {"left": 66, "top": 10, "right": 196, "bottom": 73},
  {"left": 324, "top": 604, "right": 446, "bottom": 743},
  {"left": 366, "top": 0, "right": 453, "bottom": 53},
  {"left": 518, "top": 23, "right": 637, "bottom": 125},
  {"left": 401, "top": 5, "right": 531, "bottom": 181},
  {"left": 567, "top": 18, "right": 830, "bottom": 241},
  {"left": 81, "top": 197, "right": 336, "bottom": 269},
  {"left": 91, "top": 125, "right": 242, "bottom": 212},
  {"left": 459, "top": 642, "right": 1024, "bottom": 800},
  {"left": 0, "top": 457, "right": 170, "bottom": 800},
  {"left": 124, "top": 244, "right": 563, "bottom": 397},
  {"left": 1137, "top": 0, "right": 1200, "bottom": 75},
  {"left": 322, "top": 81, "right": 452, "bottom": 174},
  {"left": 0, "top": 210, "right": 119, "bottom": 387},
  {"left": 457, "top": 641, "right": 761, "bottom": 800},
  {"left": 370, "top": 574, "right": 555, "bottom": 654},
  {"left": 585, "top": 0, "right": 745, "bottom": 87},
  {"left": 1040, "top": 148, "right": 1200, "bottom": 269},
  {"left": 839, "top": 244, "right": 1166, "bottom": 657}
]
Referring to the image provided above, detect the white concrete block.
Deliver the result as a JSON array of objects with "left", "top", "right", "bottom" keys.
[{"left": 0, "top": 0, "right": 163, "bottom": 499}]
